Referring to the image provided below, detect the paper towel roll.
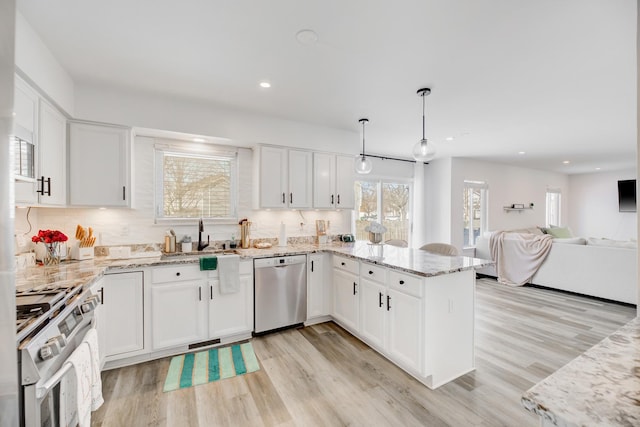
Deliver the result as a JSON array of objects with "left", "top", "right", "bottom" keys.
[{"left": 278, "top": 222, "right": 287, "bottom": 247}]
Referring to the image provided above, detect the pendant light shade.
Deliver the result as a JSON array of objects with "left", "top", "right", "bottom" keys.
[
  {"left": 355, "top": 118, "right": 373, "bottom": 174},
  {"left": 413, "top": 88, "right": 436, "bottom": 162}
]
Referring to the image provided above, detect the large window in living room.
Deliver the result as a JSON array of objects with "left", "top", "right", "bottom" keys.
[
  {"left": 463, "top": 180, "right": 488, "bottom": 247},
  {"left": 354, "top": 180, "right": 412, "bottom": 244},
  {"left": 546, "top": 188, "right": 561, "bottom": 227}
]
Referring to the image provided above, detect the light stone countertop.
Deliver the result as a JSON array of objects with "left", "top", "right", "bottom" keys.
[
  {"left": 15, "top": 241, "right": 493, "bottom": 292},
  {"left": 521, "top": 316, "right": 640, "bottom": 426}
]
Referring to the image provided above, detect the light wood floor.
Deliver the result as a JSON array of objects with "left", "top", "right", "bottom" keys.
[{"left": 92, "top": 278, "right": 636, "bottom": 426}]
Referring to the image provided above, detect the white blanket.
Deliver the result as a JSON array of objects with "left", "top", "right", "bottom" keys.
[
  {"left": 218, "top": 254, "right": 240, "bottom": 294},
  {"left": 489, "top": 231, "right": 553, "bottom": 286}
]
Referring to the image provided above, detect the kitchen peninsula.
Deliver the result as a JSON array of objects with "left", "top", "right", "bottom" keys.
[{"left": 15, "top": 241, "right": 492, "bottom": 390}]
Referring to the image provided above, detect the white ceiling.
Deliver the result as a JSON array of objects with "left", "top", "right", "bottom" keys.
[{"left": 18, "top": 0, "right": 637, "bottom": 174}]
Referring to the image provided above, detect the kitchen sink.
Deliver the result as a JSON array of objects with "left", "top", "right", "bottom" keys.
[{"left": 161, "top": 249, "right": 238, "bottom": 259}]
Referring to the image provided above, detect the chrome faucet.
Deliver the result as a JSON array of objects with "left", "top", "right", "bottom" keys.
[{"left": 198, "top": 218, "right": 210, "bottom": 251}]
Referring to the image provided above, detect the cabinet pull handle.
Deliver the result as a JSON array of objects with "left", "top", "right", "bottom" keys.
[
  {"left": 290, "top": 193, "right": 293, "bottom": 204},
  {"left": 387, "top": 295, "right": 391, "bottom": 311},
  {"left": 37, "top": 176, "right": 45, "bottom": 195},
  {"left": 337, "top": 194, "right": 340, "bottom": 204},
  {"left": 379, "top": 292, "right": 383, "bottom": 307},
  {"left": 45, "top": 177, "right": 51, "bottom": 196},
  {"left": 399, "top": 280, "right": 405, "bottom": 285},
  {"left": 282, "top": 192, "right": 285, "bottom": 203},
  {"left": 99, "top": 287, "right": 104, "bottom": 305},
  {"left": 311, "top": 260, "right": 314, "bottom": 272},
  {"left": 210, "top": 285, "right": 213, "bottom": 300},
  {"left": 176, "top": 272, "right": 181, "bottom": 276},
  {"left": 331, "top": 195, "right": 334, "bottom": 205},
  {"left": 353, "top": 282, "right": 357, "bottom": 295},
  {"left": 123, "top": 186, "right": 126, "bottom": 200},
  {"left": 199, "top": 286, "right": 202, "bottom": 301},
  {"left": 369, "top": 270, "right": 373, "bottom": 275}
]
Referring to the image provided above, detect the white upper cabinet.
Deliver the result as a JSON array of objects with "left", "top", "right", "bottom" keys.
[
  {"left": 288, "top": 149, "right": 313, "bottom": 208},
  {"left": 313, "top": 153, "right": 355, "bottom": 209},
  {"left": 13, "top": 77, "right": 39, "bottom": 205},
  {"left": 68, "top": 121, "right": 132, "bottom": 207},
  {"left": 37, "top": 99, "right": 67, "bottom": 206},
  {"left": 13, "top": 76, "right": 38, "bottom": 135},
  {"left": 254, "top": 145, "right": 312, "bottom": 209},
  {"left": 335, "top": 155, "right": 355, "bottom": 209}
]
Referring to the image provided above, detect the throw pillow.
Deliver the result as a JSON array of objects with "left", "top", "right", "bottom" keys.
[{"left": 545, "top": 226, "right": 573, "bottom": 238}]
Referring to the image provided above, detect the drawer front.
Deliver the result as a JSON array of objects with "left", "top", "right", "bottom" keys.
[
  {"left": 360, "top": 262, "right": 387, "bottom": 284},
  {"left": 332, "top": 255, "right": 359, "bottom": 275},
  {"left": 388, "top": 270, "right": 423, "bottom": 298},
  {"left": 152, "top": 265, "right": 203, "bottom": 283}
]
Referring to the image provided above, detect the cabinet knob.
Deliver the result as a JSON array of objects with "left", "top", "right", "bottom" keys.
[
  {"left": 399, "top": 280, "right": 405, "bottom": 285},
  {"left": 341, "top": 262, "right": 345, "bottom": 266},
  {"left": 176, "top": 272, "right": 181, "bottom": 276},
  {"left": 369, "top": 270, "right": 373, "bottom": 275}
]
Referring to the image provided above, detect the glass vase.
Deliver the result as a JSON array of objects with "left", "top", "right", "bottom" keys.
[{"left": 43, "top": 242, "right": 61, "bottom": 266}]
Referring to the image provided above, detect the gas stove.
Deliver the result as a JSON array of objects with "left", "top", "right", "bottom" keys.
[
  {"left": 16, "top": 284, "right": 84, "bottom": 346},
  {"left": 16, "top": 281, "right": 101, "bottom": 426}
]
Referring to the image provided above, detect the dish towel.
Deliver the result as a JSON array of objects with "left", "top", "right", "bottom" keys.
[
  {"left": 60, "top": 328, "right": 104, "bottom": 427},
  {"left": 218, "top": 254, "right": 240, "bottom": 294}
]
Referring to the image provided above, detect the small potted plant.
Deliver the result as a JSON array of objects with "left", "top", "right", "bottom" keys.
[{"left": 32, "top": 229, "right": 68, "bottom": 266}]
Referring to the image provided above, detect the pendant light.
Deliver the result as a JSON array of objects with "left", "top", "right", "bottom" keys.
[
  {"left": 412, "top": 88, "right": 436, "bottom": 162},
  {"left": 355, "top": 118, "right": 373, "bottom": 174}
]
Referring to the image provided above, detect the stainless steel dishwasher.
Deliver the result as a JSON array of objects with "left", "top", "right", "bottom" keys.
[{"left": 254, "top": 254, "right": 307, "bottom": 335}]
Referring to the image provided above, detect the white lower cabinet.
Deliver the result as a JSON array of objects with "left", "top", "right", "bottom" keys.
[
  {"left": 151, "top": 279, "right": 207, "bottom": 350},
  {"left": 359, "top": 277, "right": 386, "bottom": 349},
  {"left": 332, "top": 256, "right": 360, "bottom": 332},
  {"left": 208, "top": 261, "right": 253, "bottom": 338},
  {"left": 150, "top": 261, "right": 253, "bottom": 351},
  {"left": 386, "top": 287, "right": 422, "bottom": 372},
  {"left": 307, "top": 253, "right": 332, "bottom": 321},
  {"left": 103, "top": 271, "right": 144, "bottom": 359}
]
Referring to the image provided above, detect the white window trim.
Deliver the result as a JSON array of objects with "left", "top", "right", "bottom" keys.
[
  {"left": 463, "top": 180, "right": 488, "bottom": 248},
  {"left": 154, "top": 141, "right": 239, "bottom": 224},
  {"left": 353, "top": 178, "right": 413, "bottom": 246}
]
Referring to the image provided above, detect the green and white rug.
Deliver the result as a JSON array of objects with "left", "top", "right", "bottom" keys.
[{"left": 163, "top": 342, "right": 260, "bottom": 392}]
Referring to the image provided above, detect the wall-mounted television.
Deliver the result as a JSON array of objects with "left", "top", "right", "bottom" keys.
[{"left": 618, "top": 179, "right": 636, "bottom": 212}]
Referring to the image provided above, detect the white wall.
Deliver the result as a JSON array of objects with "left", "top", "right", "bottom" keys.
[
  {"left": 29, "top": 136, "right": 351, "bottom": 247},
  {"left": 446, "top": 158, "right": 570, "bottom": 250},
  {"left": 423, "top": 157, "right": 453, "bottom": 246},
  {"left": 74, "top": 81, "right": 357, "bottom": 154},
  {"left": 15, "top": 12, "right": 74, "bottom": 116},
  {"left": 568, "top": 169, "right": 637, "bottom": 240}
]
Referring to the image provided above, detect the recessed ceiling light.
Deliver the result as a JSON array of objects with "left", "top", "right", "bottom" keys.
[
  {"left": 518, "top": 151, "right": 526, "bottom": 155},
  {"left": 563, "top": 160, "right": 570, "bottom": 164},
  {"left": 445, "top": 136, "right": 454, "bottom": 141},
  {"left": 193, "top": 138, "right": 205, "bottom": 143},
  {"left": 296, "top": 29, "right": 319, "bottom": 45},
  {"left": 259, "top": 81, "right": 271, "bottom": 88},
  {"left": 595, "top": 167, "right": 601, "bottom": 170}
]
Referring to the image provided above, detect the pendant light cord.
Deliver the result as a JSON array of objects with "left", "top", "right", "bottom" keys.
[
  {"left": 359, "top": 118, "right": 368, "bottom": 157},
  {"left": 422, "top": 91, "right": 426, "bottom": 141}
]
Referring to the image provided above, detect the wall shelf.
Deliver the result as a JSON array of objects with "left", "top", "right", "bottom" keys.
[{"left": 504, "top": 205, "right": 533, "bottom": 212}]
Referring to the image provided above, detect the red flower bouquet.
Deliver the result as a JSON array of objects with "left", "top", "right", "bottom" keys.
[
  {"left": 32, "top": 229, "right": 68, "bottom": 244},
  {"left": 32, "top": 229, "right": 68, "bottom": 265}
]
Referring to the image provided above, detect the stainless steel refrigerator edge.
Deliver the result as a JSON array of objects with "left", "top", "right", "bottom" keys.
[
  {"left": 254, "top": 255, "right": 307, "bottom": 334},
  {"left": 0, "top": 2, "right": 18, "bottom": 425}
]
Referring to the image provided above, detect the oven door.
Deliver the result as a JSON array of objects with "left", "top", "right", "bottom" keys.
[{"left": 21, "top": 294, "right": 100, "bottom": 427}]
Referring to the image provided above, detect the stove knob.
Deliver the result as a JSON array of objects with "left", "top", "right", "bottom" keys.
[
  {"left": 81, "top": 297, "right": 99, "bottom": 313},
  {"left": 39, "top": 338, "right": 62, "bottom": 361},
  {"left": 52, "top": 334, "right": 67, "bottom": 348}
]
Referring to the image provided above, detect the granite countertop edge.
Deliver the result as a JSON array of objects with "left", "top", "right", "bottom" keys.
[{"left": 16, "top": 242, "right": 494, "bottom": 291}]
